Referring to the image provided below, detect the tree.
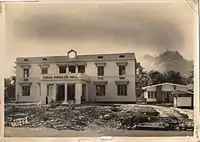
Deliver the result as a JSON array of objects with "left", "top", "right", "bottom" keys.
[
  {"left": 136, "top": 65, "right": 150, "bottom": 98},
  {"left": 162, "top": 70, "right": 185, "bottom": 85},
  {"left": 187, "top": 69, "right": 194, "bottom": 92},
  {"left": 187, "top": 69, "right": 194, "bottom": 84},
  {"left": 148, "top": 70, "right": 164, "bottom": 85},
  {"left": 4, "top": 76, "right": 16, "bottom": 103}
]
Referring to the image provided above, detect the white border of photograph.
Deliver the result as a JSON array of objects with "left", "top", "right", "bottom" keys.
[{"left": 1, "top": 0, "right": 199, "bottom": 141}]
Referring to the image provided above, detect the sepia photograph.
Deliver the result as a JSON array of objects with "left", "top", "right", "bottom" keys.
[{"left": 3, "top": 0, "right": 197, "bottom": 137}]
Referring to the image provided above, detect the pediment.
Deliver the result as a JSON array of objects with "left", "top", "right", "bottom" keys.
[{"left": 68, "top": 49, "right": 77, "bottom": 59}]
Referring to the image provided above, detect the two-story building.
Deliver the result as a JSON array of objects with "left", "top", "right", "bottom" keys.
[{"left": 15, "top": 50, "right": 138, "bottom": 104}]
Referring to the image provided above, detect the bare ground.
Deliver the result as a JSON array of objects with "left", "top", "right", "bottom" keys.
[{"left": 4, "top": 104, "right": 194, "bottom": 137}]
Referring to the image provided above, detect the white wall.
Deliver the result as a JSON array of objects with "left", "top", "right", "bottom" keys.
[
  {"left": 16, "top": 59, "right": 136, "bottom": 103},
  {"left": 162, "top": 84, "right": 174, "bottom": 91},
  {"left": 87, "top": 60, "right": 136, "bottom": 102},
  {"left": 144, "top": 84, "right": 187, "bottom": 103},
  {"left": 89, "top": 80, "right": 136, "bottom": 102},
  {"left": 16, "top": 64, "right": 41, "bottom": 102},
  {"left": 176, "top": 97, "right": 192, "bottom": 107},
  {"left": 144, "top": 87, "right": 156, "bottom": 102},
  {"left": 144, "top": 91, "right": 157, "bottom": 102},
  {"left": 146, "top": 87, "right": 156, "bottom": 92}
]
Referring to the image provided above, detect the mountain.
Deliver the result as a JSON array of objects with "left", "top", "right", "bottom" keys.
[{"left": 140, "top": 50, "right": 193, "bottom": 76}]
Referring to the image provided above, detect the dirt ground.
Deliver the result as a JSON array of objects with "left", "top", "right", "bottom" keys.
[{"left": 4, "top": 104, "right": 194, "bottom": 137}]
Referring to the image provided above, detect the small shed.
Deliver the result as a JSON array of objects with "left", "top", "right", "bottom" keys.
[{"left": 172, "top": 90, "right": 193, "bottom": 108}]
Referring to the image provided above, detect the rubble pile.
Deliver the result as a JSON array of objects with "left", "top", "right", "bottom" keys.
[{"left": 5, "top": 104, "right": 194, "bottom": 131}]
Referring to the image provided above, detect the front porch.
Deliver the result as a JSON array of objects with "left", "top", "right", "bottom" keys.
[{"left": 39, "top": 73, "right": 90, "bottom": 105}]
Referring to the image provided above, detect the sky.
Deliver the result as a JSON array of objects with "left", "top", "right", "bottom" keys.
[{"left": 3, "top": 0, "right": 197, "bottom": 77}]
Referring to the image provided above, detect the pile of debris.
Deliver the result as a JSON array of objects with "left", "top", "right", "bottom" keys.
[{"left": 4, "top": 104, "right": 194, "bottom": 131}]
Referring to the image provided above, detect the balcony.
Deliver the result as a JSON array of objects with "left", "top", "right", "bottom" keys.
[{"left": 40, "top": 73, "right": 90, "bottom": 82}]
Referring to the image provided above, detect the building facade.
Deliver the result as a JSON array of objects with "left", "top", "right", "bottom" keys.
[
  {"left": 142, "top": 83, "right": 188, "bottom": 103},
  {"left": 15, "top": 50, "right": 138, "bottom": 104}
]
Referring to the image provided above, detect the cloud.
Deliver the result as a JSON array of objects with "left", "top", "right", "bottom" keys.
[
  {"left": 6, "top": 2, "right": 194, "bottom": 56},
  {"left": 13, "top": 10, "right": 185, "bottom": 52}
]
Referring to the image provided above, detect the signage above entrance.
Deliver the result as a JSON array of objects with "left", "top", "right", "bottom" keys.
[
  {"left": 40, "top": 73, "right": 90, "bottom": 81},
  {"left": 42, "top": 75, "right": 78, "bottom": 80}
]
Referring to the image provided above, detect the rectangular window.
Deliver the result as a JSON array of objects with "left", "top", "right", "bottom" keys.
[
  {"left": 148, "top": 91, "right": 151, "bottom": 98},
  {"left": 41, "top": 68, "right": 48, "bottom": 74},
  {"left": 117, "top": 85, "right": 127, "bottom": 96},
  {"left": 148, "top": 91, "right": 156, "bottom": 98},
  {"left": 151, "top": 91, "right": 154, "bottom": 98},
  {"left": 78, "top": 65, "right": 85, "bottom": 73},
  {"left": 97, "top": 66, "right": 104, "bottom": 76},
  {"left": 119, "top": 65, "right": 126, "bottom": 75},
  {"left": 23, "top": 68, "right": 29, "bottom": 78},
  {"left": 22, "top": 86, "right": 30, "bottom": 96},
  {"left": 96, "top": 85, "right": 105, "bottom": 96},
  {"left": 98, "top": 56, "right": 103, "bottom": 59},
  {"left": 59, "top": 66, "right": 66, "bottom": 73},
  {"left": 69, "top": 66, "right": 76, "bottom": 73}
]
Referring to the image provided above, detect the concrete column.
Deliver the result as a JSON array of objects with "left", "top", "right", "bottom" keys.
[
  {"left": 85, "top": 84, "right": 89, "bottom": 101},
  {"left": 36, "top": 83, "right": 41, "bottom": 103},
  {"left": 75, "top": 83, "right": 82, "bottom": 104},
  {"left": 63, "top": 83, "right": 68, "bottom": 104},
  {"left": 75, "top": 65, "right": 78, "bottom": 73},
  {"left": 37, "top": 83, "right": 41, "bottom": 97},
  {"left": 48, "top": 85, "right": 53, "bottom": 103},
  {"left": 40, "top": 83, "right": 47, "bottom": 105},
  {"left": 66, "top": 66, "right": 68, "bottom": 73},
  {"left": 52, "top": 84, "right": 57, "bottom": 101}
]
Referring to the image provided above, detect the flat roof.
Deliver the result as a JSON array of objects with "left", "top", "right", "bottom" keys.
[
  {"left": 16, "top": 50, "right": 136, "bottom": 64},
  {"left": 142, "top": 82, "right": 187, "bottom": 90}
]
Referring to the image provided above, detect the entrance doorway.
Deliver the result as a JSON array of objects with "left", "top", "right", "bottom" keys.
[
  {"left": 67, "top": 84, "right": 75, "bottom": 101},
  {"left": 56, "top": 84, "right": 65, "bottom": 102}
]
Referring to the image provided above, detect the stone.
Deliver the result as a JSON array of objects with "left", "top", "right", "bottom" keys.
[
  {"left": 4, "top": 104, "right": 194, "bottom": 132},
  {"left": 104, "top": 114, "right": 112, "bottom": 120}
]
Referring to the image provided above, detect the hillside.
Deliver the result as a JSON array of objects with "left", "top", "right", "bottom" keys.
[{"left": 140, "top": 51, "right": 193, "bottom": 76}]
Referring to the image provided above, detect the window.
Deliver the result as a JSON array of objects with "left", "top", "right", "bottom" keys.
[
  {"left": 22, "top": 86, "right": 30, "bottom": 96},
  {"left": 148, "top": 91, "right": 157, "bottom": 98},
  {"left": 59, "top": 66, "right": 66, "bottom": 73},
  {"left": 42, "top": 58, "right": 47, "bottom": 61},
  {"left": 119, "top": 65, "right": 126, "bottom": 75},
  {"left": 69, "top": 66, "right": 76, "bottom": 73},
  {"left": 151, "top": 92, "right": 154, "bottom": 98},
  {"left": 97, "top": 66, "right": 104, "bottom": 76},
  {"left": 23, "top": 68, "right": 29, "bottom": 78},
  {"left": 41, "top": 68, "right": 48, "bottom": 74},
  {"left": 119, "top": 55, "right": 125, "bottom": 58},
  {"left": 117, "top": 85, "right": 127, "bottom": 96},
  {"left": 78, "top": 65, "right": 85, "bottom": 73},
  {"left": 98, "top": 56, "right": 103, "bottom": 59},
  {"left": 96, "top": 85, "right": 105, "bottom": 96}
]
